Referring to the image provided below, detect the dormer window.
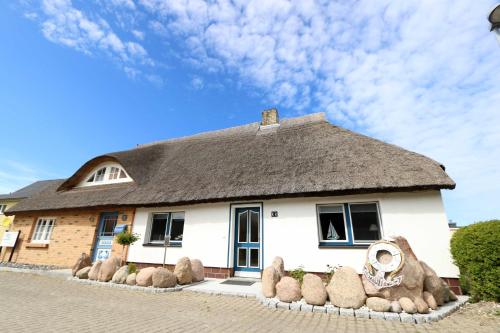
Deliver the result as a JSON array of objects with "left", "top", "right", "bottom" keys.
[{"left": 78, "top": 163, "right": 132, "bottom": 187}]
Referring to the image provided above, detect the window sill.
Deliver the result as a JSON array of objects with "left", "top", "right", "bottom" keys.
[
  {"left": 26, "top": 243, "right": 49, "bottom": 248},
  {"left": 142, "top": 243, "right": 182, "bottom": 248},
  {"left": 318, "top": 242, "right": 369, "bottom": 249}
]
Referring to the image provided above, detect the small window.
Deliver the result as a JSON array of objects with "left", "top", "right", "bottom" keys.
[
  {"left": 95, "top": 168, "right": 106, "bottom": 182},
  {"left": 119, "top": 169, "right": 127, "bottom": 178},
  {"left": 32, "top": 218, "right": 56, "bottom": 243},
  {"left": 317, "top": 205, "right": 347, "bottom": 241},
  {"left": 169, "top": 212, "right": 184, "bottom": 242},
  {"left": 0, "top": 204, "right": 6, "bottom": 214},
  {"left": 109, "top": 167, "right": 120, "bottom": 180},
  {"left": 87, "top": 174, "right": 95, "bottom": 182},
  {"left": 147, "top": 212, "right": 184, "bottom": 245},
  {"left": 350, "top": 203, "right": 381, "bottom": 243},
  {"left": 149, "top": 213, "right": 169, "bottom": 243}
]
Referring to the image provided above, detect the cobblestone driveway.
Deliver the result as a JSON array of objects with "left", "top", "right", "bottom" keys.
[{"left": 0, "top": 272, "right": 498, "bottom": 333}]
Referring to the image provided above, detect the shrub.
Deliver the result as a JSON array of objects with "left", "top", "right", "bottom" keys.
[
  {"left": 450, "top": 220, "right": 500, "bottom": 302},
  {"left": 289, "top": 265, "right": 306, "bottom": 285},
  {"left": 324, "top": 264, "right": 338, "bottom": 284},
  {"left": 128, "top": 263, "right": 137, "bottom": 274},
  {"left": 115, "top": 231, "right": 140, "bottom": 265}
]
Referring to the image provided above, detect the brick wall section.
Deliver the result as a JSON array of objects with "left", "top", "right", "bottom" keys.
[{"left": 0, "top": 208, "right": 135, "bottom": 267}]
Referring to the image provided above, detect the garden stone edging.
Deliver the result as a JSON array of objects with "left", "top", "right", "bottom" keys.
[
  {"left": 256, "top": 293, "right": 469, "bottom": 324},
  {"left": 69, "top": 277, "right": 183, "bottom": 293}
]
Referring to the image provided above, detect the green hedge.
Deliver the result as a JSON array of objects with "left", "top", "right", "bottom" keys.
[{"left": 450, "top": 220, "right": 500, "bottom": 302}]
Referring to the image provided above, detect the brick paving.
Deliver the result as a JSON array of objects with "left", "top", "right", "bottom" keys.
[{"left": 0, "top": 272, "right": 498, "bottom": 333}]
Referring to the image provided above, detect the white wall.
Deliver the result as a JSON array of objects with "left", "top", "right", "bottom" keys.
[{"left": 127, "top": 190, "right": 459, "bottom": 278}]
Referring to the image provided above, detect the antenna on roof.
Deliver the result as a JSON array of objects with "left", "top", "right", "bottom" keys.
[{"left": 488, "top": 4, "right": 500, "bottom": 44}]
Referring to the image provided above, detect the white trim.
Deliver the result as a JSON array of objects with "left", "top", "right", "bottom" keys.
[
  {"left": 32, "top": 217, "right": 56, "bottom": 244},
  {"left": 316, "top": 204, "right": 349, "bottom": 243},
  {"left": 77, "top": 162, "right": 133, "bottom": 187},
  {"left": 348, "top": 202, "right": 383, "bottom": 245}
]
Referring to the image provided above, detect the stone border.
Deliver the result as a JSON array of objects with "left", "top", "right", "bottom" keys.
[
  {"left": 69, "top": 277, "right": 183, "bottom": 294},
  {"left": 256, "top": 294, "right": 469, "bottom": 324}
]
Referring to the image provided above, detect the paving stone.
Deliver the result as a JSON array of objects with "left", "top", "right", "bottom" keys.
[
  {"left": 312, "top": 306, "right": 326, "bottom": 313},
  {"left": 384, "top": 312, "right": 401, "bottom": 322},
  {"left": 399, "top": 312, "right": 415, "bottom": 324},
  {"left": 325, "top": 304, "right": 339, "bottom": 315},
  {"left": 413, "top": 314, "right": 428, "bottom": 324},
  {"left": 301, "top": 304, "right": 313, "bottom": 312},
  {"left": 354, "top": 308, "right": 369, "bottom": 319},
  {"left": 339, "top": 308, "right": 354, "bottom": 317},
  {"left": 369, "top": 311, "right": 385, "bottom": 320},
  {"left": 277, "top": 302, "right": 290, "bottom": 310},
  {"left": 289, "top": 302, "right": 301, "bottom": 311}
]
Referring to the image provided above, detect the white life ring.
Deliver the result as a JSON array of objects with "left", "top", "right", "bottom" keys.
[{"left": 366, "top": 242, "right": 403, "bottom": 273}]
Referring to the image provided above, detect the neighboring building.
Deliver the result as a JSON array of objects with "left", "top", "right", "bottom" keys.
[
  {"left": 448, "top": 221, "right": 460, "bottom": 235},
  {"left": 0, "top": 180, "right": 59, "bottom": 254},
  {"left": 7, "top": 110, "right": 459, "bottom": 283}
]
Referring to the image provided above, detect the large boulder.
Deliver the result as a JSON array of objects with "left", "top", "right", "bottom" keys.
[
  {"left": 390, "top": 300, "right": 402, "bottom": 313},
  {"left": 272, "top": 256, "right": 285, "bottom": 279},
  {"left": 399, "top": 297, "right": 417, "bottom": 314},
  {"left": 126, "top": 273, "right": 137, "bottom": 286},
  {"left": 88, "top": 261, "right": 102, "bottom": 281},
  {"left": 75, "top": 266, "right": 91, "bottom": 279},
  {"left": 276, "top": 276, "right": 301, "bottom": 303},
  {"left": 414, "top": 296, "right": 430, "bottom": 314},
  {"left": 326, "top": 266, "right": 366, "bottom": 309},
  {"left": 262, "top": 266, "right": 280, "bottom": 298},
  {"left": 152, "top": 267, "right": 177, "bottom": 288},
  {"left": 174, "top": 257, "right": 193, "bottom": 285},
  {"left": 423, "top": 291, "right": 438, "bottom": 310},
  {"left": 363, "top": 237, "right": 425, "bottom": 301},
  {"left": 98, "top": 256, "right": 121, "bottom": 282},
  {"left": 191, "top": 259, "right": 205, "bottom": 282},
  {"left": 112, "top": 266, "right": 129, "bottom": 284},
  {"left": 136, "top": 267, "right": 156, "bottom": 287},
  {"left": 420, "top": 261, "right": 446, "bottom": 305},
  {"left": 301, "top": 273, "right": 327, "bottom": 305},
  {"left": 366, "top": 297, "right": 391, "bottom": 312},
  {"left": 72, "top": 253, "right": 92, "bottom": 276}
]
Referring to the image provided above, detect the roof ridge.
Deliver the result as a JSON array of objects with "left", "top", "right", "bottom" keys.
[{"left": 136, "top": 112, "right": 327, "bottom": 148}]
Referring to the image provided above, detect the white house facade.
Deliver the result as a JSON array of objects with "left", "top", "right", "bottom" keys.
[{"left": 127, "top": 190, "right": 458, "bottom": 279}]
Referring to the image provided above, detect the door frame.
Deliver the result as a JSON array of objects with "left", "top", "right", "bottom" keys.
[
  {"left": 227, "top": 202, "right": 263, "bottom": 278},
  {"left": 92, "top": 212, "right": 118, "bottom": 262}
]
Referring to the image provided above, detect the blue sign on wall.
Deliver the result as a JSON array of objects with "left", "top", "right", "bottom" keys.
[{"left": 113, "top": 224, "right": 127, "bottom": 234}]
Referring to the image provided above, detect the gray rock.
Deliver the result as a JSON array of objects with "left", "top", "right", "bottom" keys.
[
  {"left": 173, "top": 257, "right": 193, "bottom": 285},
  {"left": 272, "top": 256, "right": 285, "bottom": 279},
  {"left": 190, "top": 259, "right": 205, "bottom": 282},
  {"left": 414, "top": 296, "right": 430, "bottom": 314},
  {"left": 136, "top": 267, "right": 155, "bottom": 287},
  {"left": 126, "top": 272, "right": 136, "bottom": 285},
  {"left": 72, "top": 253, "right": 92, "bottom": 276},
  {"left": 326, "top": 266, "right": 366, "bottom": 309},
  {"left": 262, "top": 266, "right": 280, "bottom": 298},
  {"left": 276, "top": 276, "right": 301, "bottom": 303},
  {"left": 420, "top": 261, "right": 446, "bottom": 305},
  {"left": 423, "top": 291, "right": 438, "bottom": 310},
  {"left": 390, "top": 300, "right": 402, "bottom": 313},
  {"left": 301, "top": 273, "right": 327, "bottom": 306},
  {"left": 75, "top": 266, "right": 91, "bottom": 279},
  {"left": 97, "top": 256, "right": 121, "bottom": 282},
  {"left": 399, "top": 297, "right": 417, "bottom": 314},
  {"left": 366, "top": 297, "right": 391, "bottom": 312},
  {"left": 152, "top": 267, "right": 177, "bottom": 288},
  {"left": 88, "top": 261, "right": 102, "bottom": 281},
  {"left": 111, "top": 266, "right": 129, "bottom": 284}
]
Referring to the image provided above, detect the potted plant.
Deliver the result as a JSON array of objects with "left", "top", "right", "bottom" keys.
[{"left": 115, "top": 231, "right": 140, "bottom": 265}]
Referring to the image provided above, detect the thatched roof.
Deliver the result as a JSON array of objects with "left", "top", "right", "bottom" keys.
[
  {"left": 8, "top": 113, "right": 454, "bottom": 213},
  {"left": 0, "top": 180, "right": 62, "bottom": 201}
]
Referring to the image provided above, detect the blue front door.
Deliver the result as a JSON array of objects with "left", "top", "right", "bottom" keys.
[
  {"left": 234, "top": 207, "right": 261, "bottom": 272},
  {"left": 92, "top": 212, "right": 118, "bottom": 262}
]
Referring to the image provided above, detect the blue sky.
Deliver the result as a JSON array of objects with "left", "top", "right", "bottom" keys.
[{"left": 0, "top": 0, "right": 499, "bottom": 225}]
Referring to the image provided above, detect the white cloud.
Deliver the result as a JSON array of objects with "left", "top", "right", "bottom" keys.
[
  {"left": 0, "top": 161, "right": 56, "bottom": 194},
  {"left": 135, "top": 0, "right": 500, "bottom": 224},
  {"left": 132, "top": 29, "right": 145, "bottom": 40},
  {"left": 190, "top": 76, "right": 204, "bottom": 90},
  {"left": 38, "top": 0, "right": 151, "bottom": 72}
]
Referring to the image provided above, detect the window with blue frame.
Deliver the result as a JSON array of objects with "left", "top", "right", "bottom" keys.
[
  {"left": 147, "top": 212, "right": 185, "bottom": 245},
  {"left": 317, "top": 202, "right": 381, "bottom": 246}
]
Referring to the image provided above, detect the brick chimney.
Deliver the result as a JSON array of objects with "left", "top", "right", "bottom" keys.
[{"left": 261, "top": 108, "right": 279, "bottom": 126}]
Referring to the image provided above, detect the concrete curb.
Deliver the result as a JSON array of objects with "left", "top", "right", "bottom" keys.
[{"left": 256, "top": 294, "right": 469, "bottom": 324}]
